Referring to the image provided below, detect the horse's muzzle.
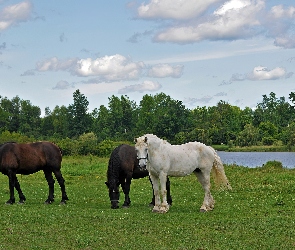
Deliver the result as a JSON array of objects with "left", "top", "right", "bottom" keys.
[
  {"left": 111, "top": 200, "right": 119, "bottom": 209},
  {"left": 138, "top": 165, "right": 147, "bottom": 171}
]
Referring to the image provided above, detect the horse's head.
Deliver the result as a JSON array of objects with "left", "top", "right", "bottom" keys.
[
  {"left": 134, "top": 136, "right": 148, "bottom": 170},
  {"left": 105, "top": 181, "right": 120, "bottom": 209}
]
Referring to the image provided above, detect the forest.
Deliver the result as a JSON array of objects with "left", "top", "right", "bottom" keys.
[{"left": 1, "top": 90, "right": 295, "bottom": 156}]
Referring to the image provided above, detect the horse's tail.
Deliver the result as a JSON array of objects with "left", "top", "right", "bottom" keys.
[{"left": 209, "top": 146, "right": 232, "bottom": 190}]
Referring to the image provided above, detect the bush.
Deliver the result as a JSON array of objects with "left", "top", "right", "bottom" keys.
[
  {"left": 0, "top": 130, "right": 34, "bottom": 144},
  {"left": 78, "top": 132, "right": 99, "bottom": 155},
  {"left": 57, "top": 138, "right": 80, "bottom": 156},
  {"left": 262, "top": 136, "right": 276, "bottom": 146},
  {"left": 261, "top": 160, "right": 283, "bottom": 169}
]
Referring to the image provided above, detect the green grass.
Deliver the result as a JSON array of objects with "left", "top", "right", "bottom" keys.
[{"left": 1, "top": 156, "right": 295, "bottom": 249}]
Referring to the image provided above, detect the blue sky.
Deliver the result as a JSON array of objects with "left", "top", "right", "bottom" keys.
[{"left": 0, "top": 0, "right": 295, "bottom": 115}]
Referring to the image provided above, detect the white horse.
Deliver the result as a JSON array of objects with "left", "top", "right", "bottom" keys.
[{"left": 134, "top": 134, "right": 232, "bottom": 213}]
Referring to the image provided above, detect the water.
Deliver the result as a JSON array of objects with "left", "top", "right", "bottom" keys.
[{"left": 217, "top": 151, "right": 295, "bottom": 168}]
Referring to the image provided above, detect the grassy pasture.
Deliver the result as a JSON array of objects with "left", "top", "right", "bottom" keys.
[{"left": 0, "top": 156, "right": 295, "bottom": 249}]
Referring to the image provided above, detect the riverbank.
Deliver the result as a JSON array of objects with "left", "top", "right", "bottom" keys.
[{"left": 213, "top": 144, "right": 295, "bottom": 152}]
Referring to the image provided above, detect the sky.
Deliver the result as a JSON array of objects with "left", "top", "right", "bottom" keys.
[{"left": 0, "top": 0, "right": 295, "bottom": 116}]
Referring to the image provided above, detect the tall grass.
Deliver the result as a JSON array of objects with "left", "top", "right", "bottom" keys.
[{"left": 0, "top": 156, "right": 295, "bottom": 249}]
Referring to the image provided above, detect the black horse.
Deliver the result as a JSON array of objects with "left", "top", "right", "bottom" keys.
[
  {"left": 105, "top": 144, "right": 172, "bottom": 209},
  {"left": 0, "top": 141, "right": 68, "bottom": 205}
]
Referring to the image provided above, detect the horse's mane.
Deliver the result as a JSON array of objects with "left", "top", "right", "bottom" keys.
[
  {"left": 106, "top": 144, "right": 122, "bottom": 183},
  {"left": 144, "top": 134, "right": 171, "bottom": 145}
]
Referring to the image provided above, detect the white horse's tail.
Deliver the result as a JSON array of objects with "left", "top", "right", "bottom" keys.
[{"left": 209, "top": 146, "right": 232, "bottom": 190}]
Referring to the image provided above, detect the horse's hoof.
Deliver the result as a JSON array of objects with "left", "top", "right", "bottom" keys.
[
  {"left": 18, "top": 201, "right": 25, "bottom": 205},
  {"left": 200, "top": 208, "right": 207, "bottom": 212},
  {"left": 5, "top": 202, "right": 13, "bottom": 205},
  {"left": 60, "top": 201, "right": 66, "bottom": 205},
  {"left": 159, "top": 206, "right": 169, "bottom": 213},
  {"left": 122, "top": 205, "right": 130, "bottom": 209},
  {"left": 44, "top": 201, "right": 53, "bottom": 205},
  {"left": 152, "top": 206, "right": 161, "bottom": 213}
]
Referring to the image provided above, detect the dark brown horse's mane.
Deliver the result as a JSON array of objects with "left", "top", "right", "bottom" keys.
[{"left": 106, "top": 144, "right": 122, "bottom": 183}]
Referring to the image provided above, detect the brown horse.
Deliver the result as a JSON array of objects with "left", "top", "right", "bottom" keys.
[
  {"left": 105, "top": 144, "right": 172, "bottom": 209},
  {"left": 0, "top": 141, "right": 68, "bottom": 205}
]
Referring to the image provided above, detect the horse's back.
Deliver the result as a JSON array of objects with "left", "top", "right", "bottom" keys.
[
  {"left": 150, "top": 141, "right": 215, "bottom": 176},
  {"left": 0, "top": 142, "right": 61, "bottom": 174}
]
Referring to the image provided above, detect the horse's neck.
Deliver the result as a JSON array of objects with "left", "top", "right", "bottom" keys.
[{"left": 148, "top": 138, "right": 167, "bottom": 152}]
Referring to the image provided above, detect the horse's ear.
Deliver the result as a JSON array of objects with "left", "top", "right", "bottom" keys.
[
  {"left": 134, "top": 138, "right": 137, "bottom": 143},
  {"left": 144, "top": 136, "right": 148, "bottom": 143},
  {"left": 105, "top": 182, "right": 109, "bottom": 188}
]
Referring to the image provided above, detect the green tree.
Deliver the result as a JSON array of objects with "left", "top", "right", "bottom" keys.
[
  {"left": 68, "top": 89, "right": 92, "bottom": 138},
  {"left": 136, "top": 94, "right": 156, "bottom": 136},
  {"left": 0, "top": 96, "right": 22, "bottom": 132},
  {"left": 281, "top": 122, "right": 295, "bottom": 148},
  {"left": 254, "top": 92, "right": 293, "bottom": 129},
  {"left": 92, "top": 105, "right": 111, "bottom": 141},
  {"left": 41, "top": 107, "right": 54, "bottom": 137},
  {"left": 107, "top": 95, "right": 124, "bottom": 139},
  {"left": 258, "top": 121, "right": 278, "bottom": 145},
  {"left": 19, "top": 99, "right": 41, "bottom": 137},
  {"left": 51, "top": 105, "right": 70, "bottom": 138},
  {"left": 236, "top": 124, "right": 259, "bottom": 147}
]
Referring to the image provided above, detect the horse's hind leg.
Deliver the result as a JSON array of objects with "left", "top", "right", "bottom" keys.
[
  {"left": 53, "top": 170, "right": 68, "bottom": 204},
  {"left": 14, "top": 176, "right": 26, "bottom": 204},
  {"left": 194, "top": 168, "right": 215, "bottom": 212},
  {"left": 166, "top": 177, "right": 172, "bottom": 206},
  {"left": 121, "top": 175, "right": 132, "bottom": 208},
  {"left": 44, "top": 170, "right": 55, "bottom": 204}
]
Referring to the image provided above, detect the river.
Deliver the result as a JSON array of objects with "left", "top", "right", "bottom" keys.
[{"left": 217, "top": 151, "right": 295, "bottom": 169}]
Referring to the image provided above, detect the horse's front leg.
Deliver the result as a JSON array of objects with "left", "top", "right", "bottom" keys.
[
  {"left": 149, "top": 174, "right": 161, "bottom": 213},
  {"left": 159, "top": 171, "right": 169, "bottom": 213},
  {"left": 122, "top": 175, "right": 132, "bottom": 208}
]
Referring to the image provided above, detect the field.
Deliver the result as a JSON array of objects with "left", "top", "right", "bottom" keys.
[{"left": 0, "top": 156, "right": 295, "bottom": 249}]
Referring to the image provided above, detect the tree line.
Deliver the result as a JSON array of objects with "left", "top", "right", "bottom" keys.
[{"left": 1, "top": 90, "right": 295, "bottom": 155}]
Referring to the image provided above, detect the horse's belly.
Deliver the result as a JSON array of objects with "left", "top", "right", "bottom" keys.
[{"left": 167, "top": 169, "right": 193, "bottom": 177}]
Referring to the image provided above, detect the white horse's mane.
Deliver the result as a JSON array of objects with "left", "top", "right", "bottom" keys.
[{"left": 144, "top": 133, "right": 209, "bottom": 148}]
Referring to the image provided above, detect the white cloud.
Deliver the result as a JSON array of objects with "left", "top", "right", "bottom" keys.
[
  {"left": 137, "top": 0, "right": 222, "bottom": 20},
  {"left": 248, "top": 66, "right": 286, "bottom": 80},
  {"left": 229, "top": 65, "right": 292, "bottom": 82},
  {"left": 118, "top": 80, "right": 161, "bottom": 94},
  {"left": 75, "top": 54, "right": 145, "bottom": 81},
  {"left": 0, "top": 1, "right": 32, "bottom": 31},
  {"left": 136, "top": 0, "right": 295, "bottom": 49},
  {"left": 183, "top": 96, "right": 214, "bottom": 106},
  {"left": 147, "top": 64, "right": 183, "bottom": 78},
  {"left": 52, "top": 80, "right": 74, "bottom": 90},
  {"left": 270, "top": 5, "right": 295, "bottom": 19},
  {"left": 274, "top": 36, "right": 295, "bottom": 49},
  {"left": 214, "top": 0, "right": 251, "bottom": 15},
  {"left": 154, "top": 0, "right": 264, "bottom": 43},
  {"left": 36, "top": 57, "right": 78, "bottom": 71},
  {"left": 34, "top": 55, "right": 185, "bottom": 85}
]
